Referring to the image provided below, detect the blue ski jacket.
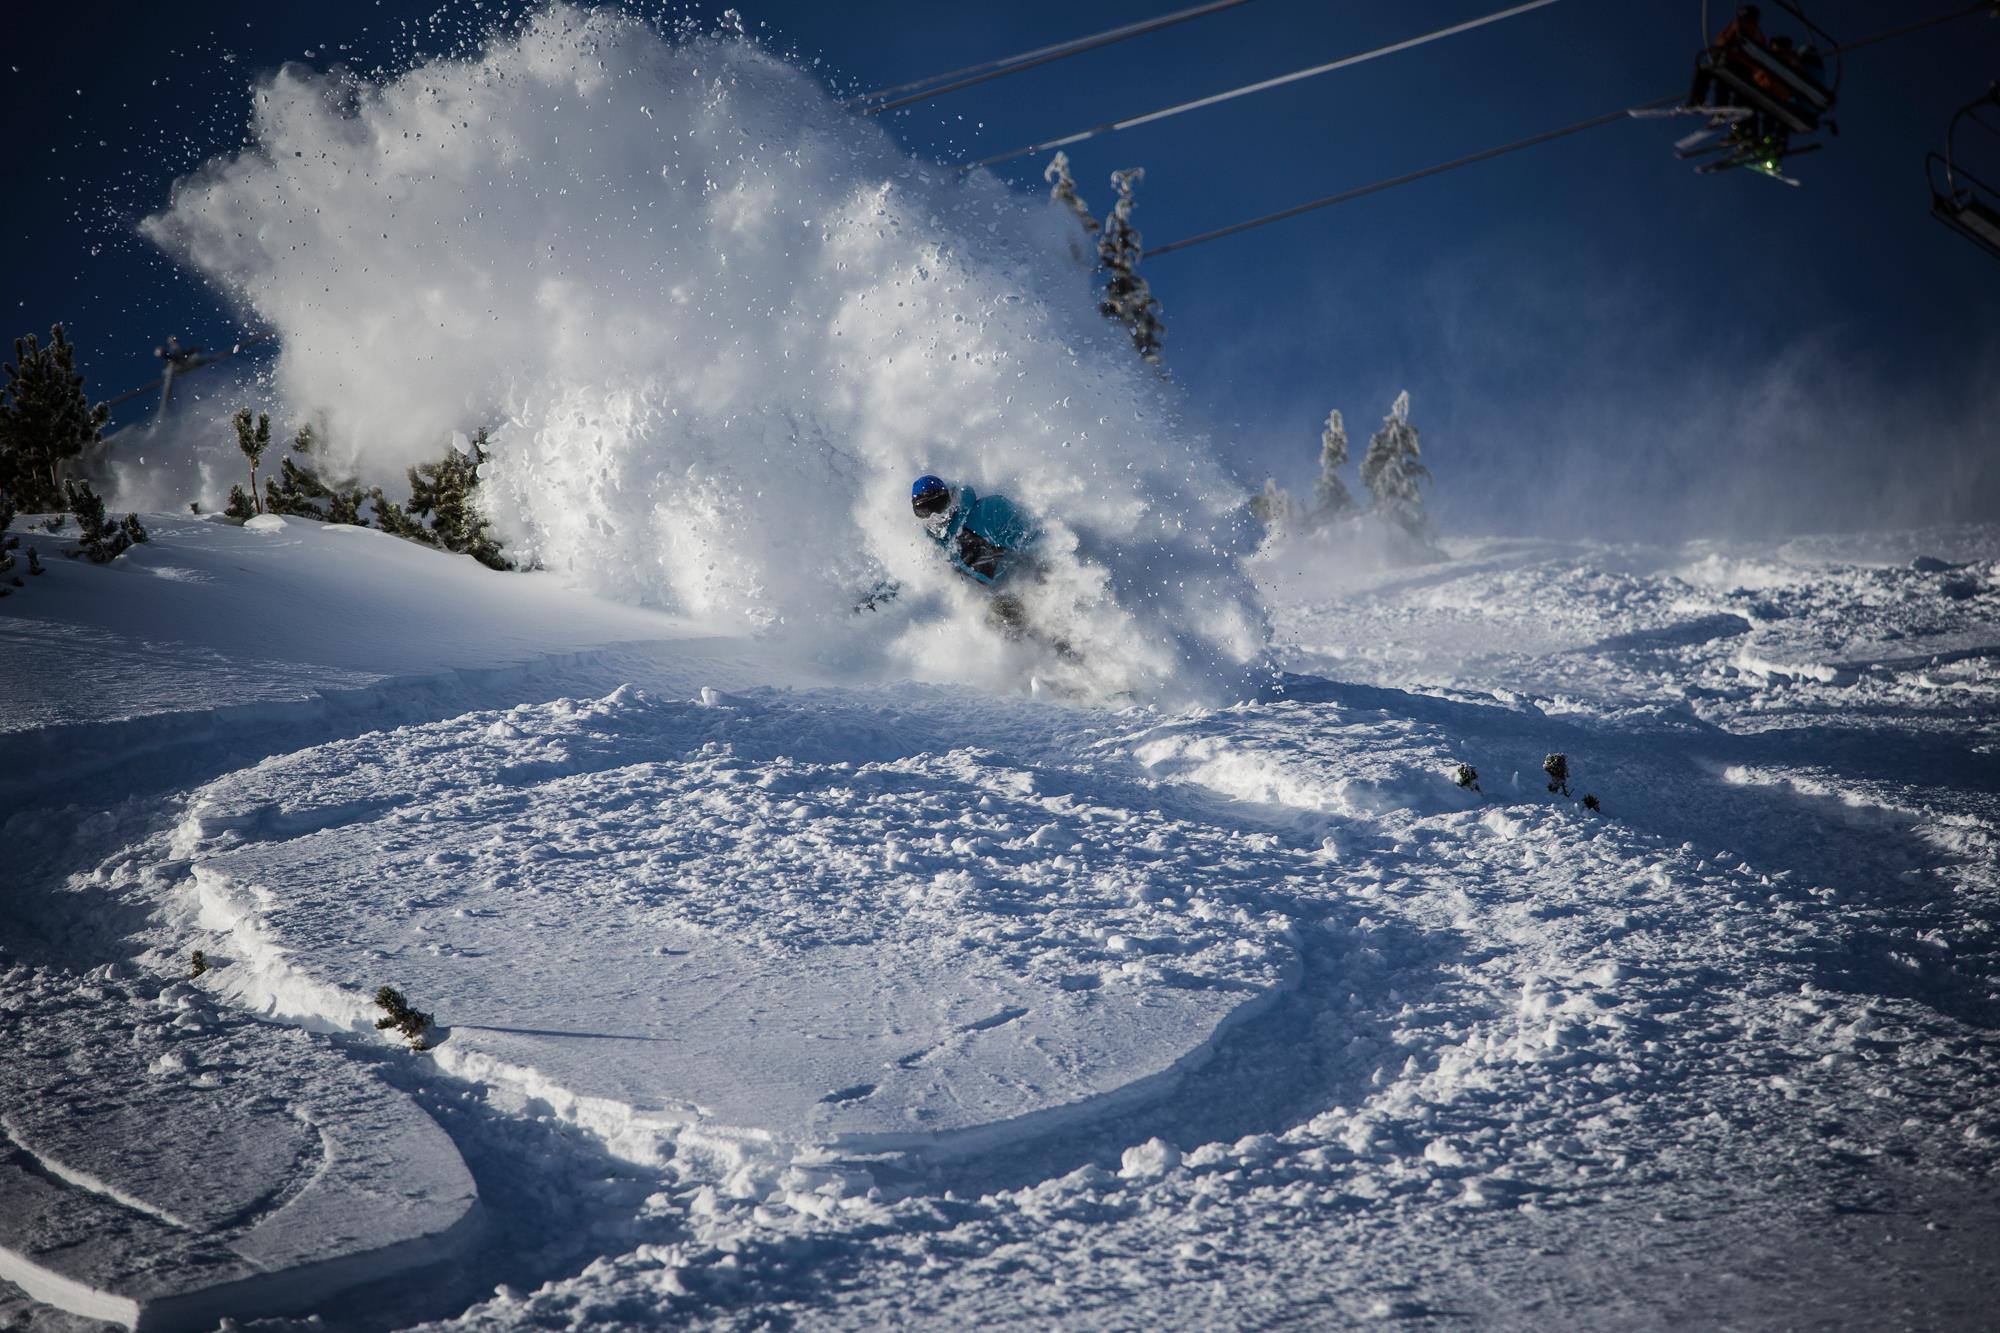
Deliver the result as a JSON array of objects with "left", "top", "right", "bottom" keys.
[{"left": 928, "top": 486, "right": 1040, "bottom": 586}]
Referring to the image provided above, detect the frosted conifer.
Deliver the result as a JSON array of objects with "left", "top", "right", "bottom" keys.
[
  {"left": 1359, "top": 391, "right": 1432, "bottom": 538},
  {"left": 1097, "top": 169, "right": 1165, "bottom": 365},
  {"left": 0, "top": 326, "right": 107, "bottom": 513},
  {"left": 1311, "top": 409, "right": 1356, "bottom": 525},
  {"left": 1044, "top": 152, "right": 1100, "bottom": 262}
]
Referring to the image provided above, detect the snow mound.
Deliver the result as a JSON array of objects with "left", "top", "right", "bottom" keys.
[{"left": 141, "top": 4, "right": 1266, "bottom": 703}]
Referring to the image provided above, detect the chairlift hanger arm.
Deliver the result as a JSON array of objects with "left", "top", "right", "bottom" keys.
[{"left": 98, "top": 332, "right": 272, "bottom": 420}]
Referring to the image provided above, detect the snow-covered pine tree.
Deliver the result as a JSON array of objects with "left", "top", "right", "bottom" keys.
[
  {"left": 226, "top": 409, "right": 273, "bottom": 520},
  {"left": 1310, "top": 409, "right": 1356, "bottom": 526},
  {"left": 1044, "top": 151, "right": 1100, "bottom": 263},
  {"left": 1097, "top": 168, "right": 1165, "bottom": 365},
  {"left": 1359, "top": 391, "right": 1432, "bottom": 539},
  {"left": 65, "top": 479, "right": 146, "bottom": 563},
  {"left": 0, "top": 326, "right": 108, "bottom": 513}
]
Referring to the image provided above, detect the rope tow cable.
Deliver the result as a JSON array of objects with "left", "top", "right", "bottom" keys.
[
  {"left": 853, "top": 0, "right": 1260, "bottom": 113},
  {"left": 963, "top": 0, "right": 1567, "bottom": 171}
]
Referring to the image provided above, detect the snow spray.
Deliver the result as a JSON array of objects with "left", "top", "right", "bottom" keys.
[{"left": 143, "top": 5, "right": 1267, "bottom": 702}]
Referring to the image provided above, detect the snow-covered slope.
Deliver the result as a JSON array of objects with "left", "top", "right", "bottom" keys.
[
  {"left": 136, "top": 3, "right": 1267, "bottom": 704},
  {"left": 5, "top": 516, "right": 1997, "bottom": 1329}
]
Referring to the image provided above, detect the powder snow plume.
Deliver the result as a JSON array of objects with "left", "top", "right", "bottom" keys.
[{"left": 140, "top": 3, "right": 1268, "bottom": 703}]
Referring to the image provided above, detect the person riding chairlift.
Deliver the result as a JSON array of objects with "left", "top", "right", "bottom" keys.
[{"left": 1689, "top": 4, "right": 1766, "bottom": 110}]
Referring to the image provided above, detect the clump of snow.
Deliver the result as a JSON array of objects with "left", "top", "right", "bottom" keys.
[{"left": 141, "top": 5, "right": 1266, "bottom": 703}]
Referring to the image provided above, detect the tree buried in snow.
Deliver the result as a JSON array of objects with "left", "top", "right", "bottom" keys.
[
  {"left": 374, "top": 986, "right": 434, "bottom": 1051},
  {"left": 1543, "top": 752, "right": 1571, "bottom": 798}
]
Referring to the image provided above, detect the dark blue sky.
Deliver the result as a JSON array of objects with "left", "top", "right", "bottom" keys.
[{"left": 7, "top": 1, "right": 1996, "bottom": 534}]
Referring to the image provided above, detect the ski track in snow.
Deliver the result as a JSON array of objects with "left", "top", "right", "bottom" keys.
[{"left": 4, "top": 523, "right": 1999, "bottom": 1329}]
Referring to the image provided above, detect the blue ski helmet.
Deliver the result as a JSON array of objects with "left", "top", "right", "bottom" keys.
[{"left": 912, "top": 474, "right": 950, "bottom": 518}]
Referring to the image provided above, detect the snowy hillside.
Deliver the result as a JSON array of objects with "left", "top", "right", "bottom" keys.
[
  {"left": 5, "top": 3, "right": 1996, "bottom": 1327},
  {"left": 4, "top": 514, "right": 1997, "bottom": 1330}
]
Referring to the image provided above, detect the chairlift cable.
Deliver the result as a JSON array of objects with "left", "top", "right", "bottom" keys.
[
  {"left": 1145, "top": 0, "right": 1992, "bottom": 260},
  {"left": 852, "top": 0, "right": 1260, "bottom": 112},
  {"left": 1832, "top": 2, "right": 1993, "bottom": 54},
  {"left": 962, "top": 0, "right": 1568, "bottom": 172},
  {"left": 1145, "top": 94, "right": 1683, "bottom": 260}
]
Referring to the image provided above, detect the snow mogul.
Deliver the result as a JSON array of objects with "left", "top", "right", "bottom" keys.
[{"left": 910, "top": 473, "right": 1048, "bottom": 640}]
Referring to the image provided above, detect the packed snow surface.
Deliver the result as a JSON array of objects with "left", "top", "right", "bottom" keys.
[{"left": 5, "top": 516, "right": 1997, "bottom": 1330}]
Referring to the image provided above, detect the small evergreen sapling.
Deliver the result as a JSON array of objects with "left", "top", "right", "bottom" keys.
[
  {"left": 0, "top": 325, "right": 108, "bottom": 512},
  {"left": 189, "top": 950, "right": 208, "bottom": 979},
  {"left": 65, "top": 480, "right": 146, "bottom": 563},
  {"left": 1454, "top": 762, "right": 1481, "bottom": 793},
  {"left": 374, "top": 985, "right": 434, "bottom": 1051},
  {"left": 1360, "top": 391, "right": 1433, "bottom": 539},
  {"left": 1543, "top": 752, "right": 1570, "bottom": 798},
  {"left": 1582, "top": 793, "right": 1601, "bottom": 813},
  {"left": 1097, "top": 168, "right": 1166, "bottom": 365},
  {"left": 226, "top": 409, "right": 272, "bottom": 519},
  {"left": 26, "top": 547, "right": 43, "bottom": 576}
]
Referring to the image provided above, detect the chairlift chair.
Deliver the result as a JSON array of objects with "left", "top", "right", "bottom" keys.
[
  {"left": 1927, "top": 84, "right": 2000, "bottom": 261},
  {"left": 1681, "top": 0, "right": 1842, "bottom": 183}
]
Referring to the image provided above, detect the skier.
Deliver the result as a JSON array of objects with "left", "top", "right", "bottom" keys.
[{"left": 910, "top": 473, "right": 1045, "bottom": 636}]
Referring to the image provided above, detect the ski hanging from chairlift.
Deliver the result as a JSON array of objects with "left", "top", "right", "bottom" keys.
[
  {"left": 1927, "top": 82, "right": 2000, "bottom": 260},
  {"left": 1675, "top": 2, "right": 1841, "bottom": 186}
]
